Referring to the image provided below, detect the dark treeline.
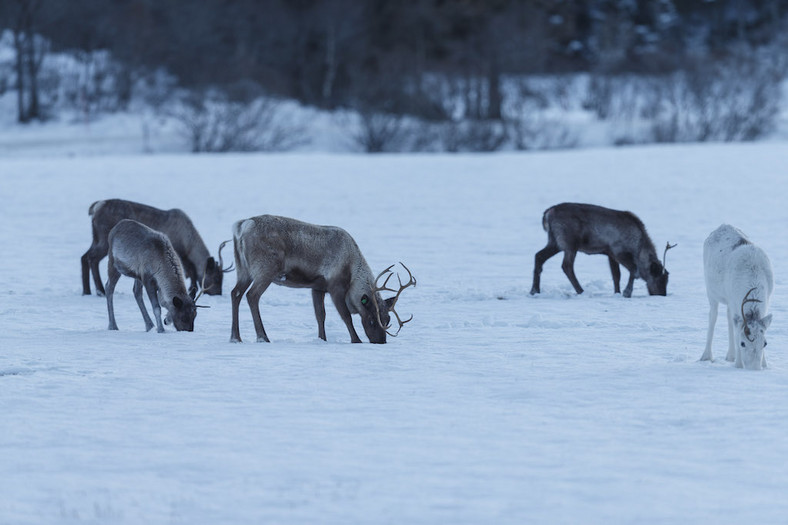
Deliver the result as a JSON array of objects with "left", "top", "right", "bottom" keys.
[{"left": 2, "top": 0, "right": 787, "bottom": 122}]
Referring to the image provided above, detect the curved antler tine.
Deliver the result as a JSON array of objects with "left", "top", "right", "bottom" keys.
[
  {"left": 741, "top": 287, "right": 762, "bottom": 342},
  {"left": 194, "top": 273, "right": 207, "bottom": 303},
  {"left": 386, "top": 310, "right": 414, "bottom": 337},
  {"left": 662, "top": 242, "right": 677, "bottom": 269},
  {"left": 374, "top": 264, "right": 395, "bottom": 286},
  {"left": 399, "top": 261, "right": 416, "bottom": 285},
  {"left": 218, "top": 239, "right": 234, "bottom": 272}
]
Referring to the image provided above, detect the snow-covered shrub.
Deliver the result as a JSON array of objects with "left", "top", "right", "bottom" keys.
[
  {"left": 172, "top": 90, "right": 309, "bottom": 153},
  {"left": 437, "top": 119, "right": 507, "bottom": 153},
  {"left": 351, "top": 111, "right": 407, "bottom": 153},
  {"left": 503, "top": 83, "right": 578, "bottom": 151},
  {"left": 46, "top": 49, "right": 131, "bottom": 119},
  {"left": 649, "top": 49, "right": 784, "bottom": 143},
  {"left": 587, "top": 45, "right": 786, "bottom": 145}
]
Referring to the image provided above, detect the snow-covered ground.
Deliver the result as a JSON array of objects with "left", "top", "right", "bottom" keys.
[{"left": 2, "top": 144, "right": 788, "bottom": 524}]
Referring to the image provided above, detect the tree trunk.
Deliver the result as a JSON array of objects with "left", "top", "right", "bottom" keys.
[
  {"left": 321, "top": 24, "right": 337, "bottom": 105},
  {"left": 25, "top": 25, "right": 40, "bottom": 120},
  {"left": 12, "top": 29, "right": 27, "bottom": 123},
  {"left": 487, "top": 55, "right": 502, "bottom": 121}
]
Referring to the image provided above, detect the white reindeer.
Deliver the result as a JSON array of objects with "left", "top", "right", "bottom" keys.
[
  {"left": 702, "top": 224, "right": 773, "bottom": 369},
  {"left": 106, "top": 219, "right": 202, "bottom": 333}
]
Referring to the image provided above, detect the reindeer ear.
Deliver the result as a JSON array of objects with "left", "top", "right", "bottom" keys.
[
  {"left": 762, "top": 314, "right": 772, "bottom": 330},
  {"left": 649, "top": 262, "right": 662, "bottom": 277},
  {"left": 206, "top": 257, "right": 216, "bottom": 270},
  {"left": 384, "top": 297, "right": 396, "bottom": 309},
  {"left": 173, "top": 296, "right": 183, "bottom": 308}
]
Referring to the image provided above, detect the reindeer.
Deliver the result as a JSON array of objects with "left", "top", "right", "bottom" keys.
[
  {"left": 530, "top": 203, "right": 675, "bottom": 297},
  {"left": 106, "top": 219, "right": 205, "bottom": 333},
  {"left": 82, "top": 199, "right": 234, "bottom": 298},
  {"left": 701, "top": 224, "right": 773, "bottom": 370},
  {"left": 229, "top": 215, "right": 415, "bottom": 344}
]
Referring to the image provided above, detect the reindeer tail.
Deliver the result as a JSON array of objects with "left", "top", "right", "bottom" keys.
[
  {"left": 542, "top": 207, "right": 554, "bottom": 232},
  {"left": 88, "top": 200, "right": 105, "bottom": 216}
]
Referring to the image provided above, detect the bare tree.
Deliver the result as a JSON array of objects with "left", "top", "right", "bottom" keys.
[
  {"left": 172, "top": 90, "right": 309, "bottom": 153},
  {"left": 9, "top": 0, "right": 48, "bottom": 122}
]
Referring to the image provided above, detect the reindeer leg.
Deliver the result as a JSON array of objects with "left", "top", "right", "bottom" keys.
[
  {"left": 608, "top": 256, "right": 621, "bottom": 294},
  {"left": 133, "top": 279, "right": 155, "bottom": 332},
  {"left": 105, "top": 260, "right": 121, "bottom": 331},
  {"left": 726, "top": 307, "right": 737, "bottom": 363},
  {"left": 246, "top": 279, "right": 272, "bottom": 343},
  {"left": 312, "top": 289, "right": 327, "bottom": 341},
  {"left": 87, "top": 244, "right": 108, "bottom": 297},
  {"left": 329, "top": 287, "right": 362, "bottom": 343},
  {"left": 81, "top": 249, "right": 93, "bottom": 295},
  {"left": 143, "top": 277, "right": 165, "bottom": 333},
  {"left": 561, "top": 251, "right": 584, "bottom": 295},
  {"left": 530, "top": 244, "right": 560, "bottom": 294},
  {"left": 230, "top": 276, "right": 253, "bottom": 343},
  {"left": 701, "top": 300, "right": 718, "bottom": 361},
  {"left": 623, "top": 271, "right": 636, "bottom": 298}
]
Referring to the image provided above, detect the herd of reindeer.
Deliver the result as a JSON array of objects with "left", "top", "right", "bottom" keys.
[{"left": 80, "top": 199, "right": 774, "bottom": 370}]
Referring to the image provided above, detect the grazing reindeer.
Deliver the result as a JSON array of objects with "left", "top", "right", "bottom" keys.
[
  {"left": 229, "top": 215, "right": 415, "bottom": 344},
  {"left": 82, "top": 199, "right": 233, "bottom": 297},
  {"left": 530, "top": 203, "right": 674, "bottom": 297},
  {"left": 701, "top": 224, "right": 773, "bottom": 370},
  {"left": 106, "top": 219, "right": 203, "bottom": 333}
]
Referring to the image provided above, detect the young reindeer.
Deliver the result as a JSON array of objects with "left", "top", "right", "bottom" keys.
[
  {"left": 106, "top": 219, "right": 204, "bottom": 333},
  {"left": 82, "top": 199, "right": 234, "bottom": 298},
  {"left": 229, "top": 215, "right": 415, "bottom": 344},
  {"left": 701, "top": 224, "right": 773, "bottom": 370},
  {"left": 530, "top": 203, "right": 675, "bottom": 297}
]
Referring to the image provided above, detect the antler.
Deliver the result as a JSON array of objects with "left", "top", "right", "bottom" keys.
[
  {"left": 218, "top": 240, "right": 235, "bottom": 273},
  {"left": 663, "top": 241, "right": 677, "bottom": 269},
  {"left": 741, "top": 287, "right": 762, "bottom": 342},
  {"left": 373, "top": 262, "right": 417, "bottom": 337},
  {"left": 193, "top": 273, "right": 211, "bottom": 308}
]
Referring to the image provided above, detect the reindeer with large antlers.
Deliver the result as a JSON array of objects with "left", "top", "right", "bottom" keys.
[
  {"left": 530, "top": 203, "right": 675, "bottom": 297},
  {"left": 82, "top": 199, "right": 234, "bottom": 298},
  {"left": 702, "top": 224, "right": 773, "bottom": 369},
  {"left": 229, "top": 215, "right": 415, "bottom": 343}
]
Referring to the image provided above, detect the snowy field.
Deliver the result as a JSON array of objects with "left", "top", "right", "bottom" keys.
[{"left": 2, "top": 144, "right": 788, "bottom": 524}]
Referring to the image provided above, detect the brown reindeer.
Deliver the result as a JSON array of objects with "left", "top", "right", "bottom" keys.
[
  {"left": 229, "top": 215, "right": 415, "bottom": 343},
  {"left": 531, "top": 203, "right": 675, "bottom": 297},
  {"left": 106, "top": 219, "right": 207, "bottom": 332},
  {"left": 82, "top": 199, "right": 233, "bottom": 298}
]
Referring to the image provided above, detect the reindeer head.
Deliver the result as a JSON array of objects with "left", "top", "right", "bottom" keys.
[
  {"left": 164, "top": 294, "right": 198, "bottom": 332},
  {"left": 733, "top": 288, "right": 772, "bottom": 370},
  {"left": 646, "top": 242, "right": 676, "bottom": 296},
  {"left": 201, "top": 240, "right": 235, "bottom": 296},
  {"left": 356, "top": 262, "right": 416, "bottom": 344},
  {"left": 166, "top": 279, "right": 211, "bottom": 332}
]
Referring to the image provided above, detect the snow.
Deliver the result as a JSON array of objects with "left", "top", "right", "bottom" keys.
[{"left": 2, "top": 144, "right": 788, "bottom": 524}]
